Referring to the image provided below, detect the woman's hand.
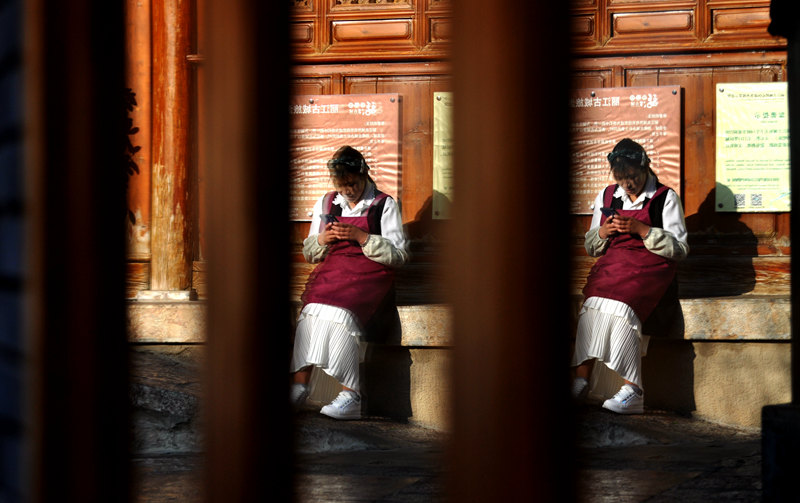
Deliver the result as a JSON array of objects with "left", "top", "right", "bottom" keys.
[
  {"left": 317, "top": 223, "right": 340, "bottom": 245},
  {"left": 329, "top": 222, "right": 369, "bottom": 245},
  {"left": 598, "top": 216, "right": 617, "bottom": 239},
  {"left": 608, "top": 215, "right": 650, "bottom": 238}
]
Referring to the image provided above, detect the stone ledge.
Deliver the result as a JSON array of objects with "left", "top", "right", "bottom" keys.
[
  {"left": 127, "top": 296, "right": 788, "bottom": 344},
  {"left": 680, "top": 296, "right": 790, "bottom": 341},
  {"left": 396, "top": 304, "right": 452, "bottom": 347},
  {"left": 127, "top": 301, "right": 453, "bottom": 346},
  {"left": 572, "top": 294, "right": 790, "bottom": 341}
]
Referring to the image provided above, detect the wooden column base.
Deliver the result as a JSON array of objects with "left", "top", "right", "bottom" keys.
[{"left": 137, "top": 290, "right": 198, "bottom": 301}]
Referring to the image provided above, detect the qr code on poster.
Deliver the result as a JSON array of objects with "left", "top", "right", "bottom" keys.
[
  {"left": 734, "top": 193, "right": 746, "bottom": 208},
  {"left": 751, "top": 193, "right": 763, "bottom": 207}
]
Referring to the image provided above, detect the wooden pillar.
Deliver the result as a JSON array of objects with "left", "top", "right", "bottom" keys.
[
  {"left": 203, "top": 0, "right": 292, "bottom": 500},
  {"left": 125, "top": 0, "right": 153, "bottom": 294},
  {"left": 150, "top": 0, "right": 194, "bottom": 293},
  {"left": 24, "top": 0, "right": 130, "bottom": 499},
  {"left": 448, "top": 1, "right": 575, "bottom": 501}
]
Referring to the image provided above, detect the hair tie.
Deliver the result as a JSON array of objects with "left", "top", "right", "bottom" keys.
[
  {"left": 607, "top": 149, "right": 649, "bottom": 167},
  {"left": 327, "top": 157, "right": 369, "bottom": 174}
]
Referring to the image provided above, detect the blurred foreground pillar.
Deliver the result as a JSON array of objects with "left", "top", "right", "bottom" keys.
[
  {"left": 24, "top": 0, "right": 130, "bottom": 500},
  {"left": 448, "top": 1, "right": 576, "bottom": 501},
  {"left": 763, "top": 2, "right": 800, "bottom": 501},
  {"left": 203, "top": 0, "right": 292, "bottom": 500}
]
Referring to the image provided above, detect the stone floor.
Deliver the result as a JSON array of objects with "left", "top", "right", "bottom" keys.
[
  {"left": 292, "top": 407, "right": 762, "bottom": 502},
  {"left": 293, "top": 411, "right": 448, "bottom": 502},
  {"left": 134, "top": 406, "right": 766, "bottom": 502},
  {"left": 574, "top": 407, "right": 761, "bottom": 502}
]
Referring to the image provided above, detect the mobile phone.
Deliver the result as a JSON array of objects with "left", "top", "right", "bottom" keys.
[
  {"left": 600, "top": 207, "right": 617, "bottom": 217},
  {"left": 321, "top": 214, "right": 338, "bottom": 224}
]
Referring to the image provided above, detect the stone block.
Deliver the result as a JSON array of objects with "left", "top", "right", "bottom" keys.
[
  {"left": 128, "top": 301, "right": 206, "bottom": 343},
  {"left": 691, "top": 342, "right": 790, "bottom": 428},
  {"left": 398, "top": 304, "right": 453, "bottom": 347},
  {"left": 680, "top": 296, "right": 790, "bottom": 340},
  {"left": 363, "top": 346, "right": 452, "bottom": 430}
]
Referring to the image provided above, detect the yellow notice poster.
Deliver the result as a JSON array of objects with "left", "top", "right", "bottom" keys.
[
  {"left": 715, "top": 83, "right": 790, "bottom": 212},
  {"left": 433, "top": 92, "right": 454, "bottom": 219}
]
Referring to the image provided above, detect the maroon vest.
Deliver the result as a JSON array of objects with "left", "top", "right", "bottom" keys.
[
  {"left": 301, "top": 191, "right": 396, "bottom": 328},
  {"left": 582, "top": 184, "right": 677, "bottom": 322}
]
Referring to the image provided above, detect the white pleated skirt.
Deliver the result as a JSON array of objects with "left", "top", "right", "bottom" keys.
[
  {"left": 290, "top": 303, "right": 366, "bottom": 393},
  {"left": 571, "top": 296, "right": 648, "bottom": 388}
]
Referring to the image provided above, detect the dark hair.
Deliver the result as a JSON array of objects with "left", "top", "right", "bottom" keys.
[
  {"left": 327, "top": 146, "right": 371, "bottom": 180},
  {"left": 607, "top": 138, "right": 656, "bottom": 180}
]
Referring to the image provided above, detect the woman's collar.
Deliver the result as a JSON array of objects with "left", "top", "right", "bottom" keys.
[
  {"left": 613, "top": 173, "right": 657, "bottom": 202},
  {"left": 332, "top": 180, "right": 376, "bottom": 208}
]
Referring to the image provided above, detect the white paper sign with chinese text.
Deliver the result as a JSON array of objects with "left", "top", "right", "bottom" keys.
[{"left": 715, "top": 82, "right": 790, "bottom": 212}]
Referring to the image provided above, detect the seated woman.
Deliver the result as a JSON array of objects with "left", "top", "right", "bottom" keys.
[
  {"left": 572, "top": 138, "right": 689, "bottom": 414},
  {"left": 290, "top": 145, "right": 409, "bottom": 420}
]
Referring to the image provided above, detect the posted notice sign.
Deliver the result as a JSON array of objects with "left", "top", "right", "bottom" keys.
[
  {"left": 570, "top": 86, "right": 681, "bottom": 215},
  {"left": 289, "top": 94, "right": 402, "bottom": 221},
  {"left": 715, "top": 82, "right": 790, "bottom": 212},
  {"left": 433, "top": 92, "right": 454, "bottom": 219}
]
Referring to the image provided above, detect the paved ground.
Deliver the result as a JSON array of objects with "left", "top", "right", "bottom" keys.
[
  {"left": 133, "top": 406, "right": 764, "bottom": 501},
  {"left": 574, "top": 407, "right": 761, "bottom": 502},
  {"left": 294, "top": 410, "right": 448, "bottom": 502},
  {"left": 293, "top": 407, "right": 762, "bottom": 503}
]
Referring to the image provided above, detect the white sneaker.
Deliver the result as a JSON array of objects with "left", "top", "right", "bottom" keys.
[
  {"left": 290, "top": 383, "right": 309, "bottom": 408},
  {"left": 602, "top": 384, "right": 644, "bottom": 414},
  {"left": 320, "top": 390, "right": 361, "bottom": 420},
  {"left": 572, "top": 377, "right": 589, "bottom": 401}
]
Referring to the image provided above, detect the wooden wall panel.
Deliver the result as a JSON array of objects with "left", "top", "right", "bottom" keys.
[
  {"left": 290, "top": 0, "right": 449, "bottom": 60},
  {"left": 292, "top": 77, "right": 333, "bottom": 95},
  {"left": 330, "top": 0, "right": 413, "bottom": 13},
  {"left": 331, "top": 19, "right": 414, "bottom": 44},
  {"left": 573, "top": 69, "right": 614, "bottom": 89},
  {"left": 709, "top": 6, "right": 771, "bottom": 38},
  {"left": 572, "top": 0, "right": 783, "bottom": 54},
  {"left": 611, "top": 10, "right": 695, "bottom": 37},
  {"left": 291, "top": 22, "right": 315, "bottom": 44},
  {"left": 571, "top": 13, "right": 597, "bottom": 47},
  {"left": 343, "top": 77, "right": 378, "bottom": 95},
  {"left": 429, "top": 16, "right": 452, "bottom": 44}
]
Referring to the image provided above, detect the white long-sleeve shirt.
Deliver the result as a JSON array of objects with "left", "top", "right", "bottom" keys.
[
  {"left": 584, "top": 174, "right": 689, "bottom": 261},
  {"left": 303, "top": 181, "right": 409, "bottom": 267}
]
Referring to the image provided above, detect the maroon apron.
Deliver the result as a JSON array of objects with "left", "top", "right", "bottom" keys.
[
  {"left": 582, "top": 184, "right": 677, "bottom": 322},
  {"left": 301, "top": 192, "right": 395, "bottom": 328}
]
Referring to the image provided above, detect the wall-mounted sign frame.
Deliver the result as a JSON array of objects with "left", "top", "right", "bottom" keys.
[
  {"left": 715, "top": 82, "right": 790, "bottom": 212},
  {"left": 569, "top": 86, "right": 682, "bottom": 215},
  {"left": 433, "top": 92, "right": 454, "bottom": 219},
  {"left": 289, "top": 94, "right": 402, "bottom": 221}
]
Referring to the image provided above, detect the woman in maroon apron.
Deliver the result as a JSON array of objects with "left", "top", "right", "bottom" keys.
[
  {"left": 572, "top": 139, "right": 688, "bottom": 414},
  {"left": 290, "top": 146, "right": 409, "bottom": 420}
]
